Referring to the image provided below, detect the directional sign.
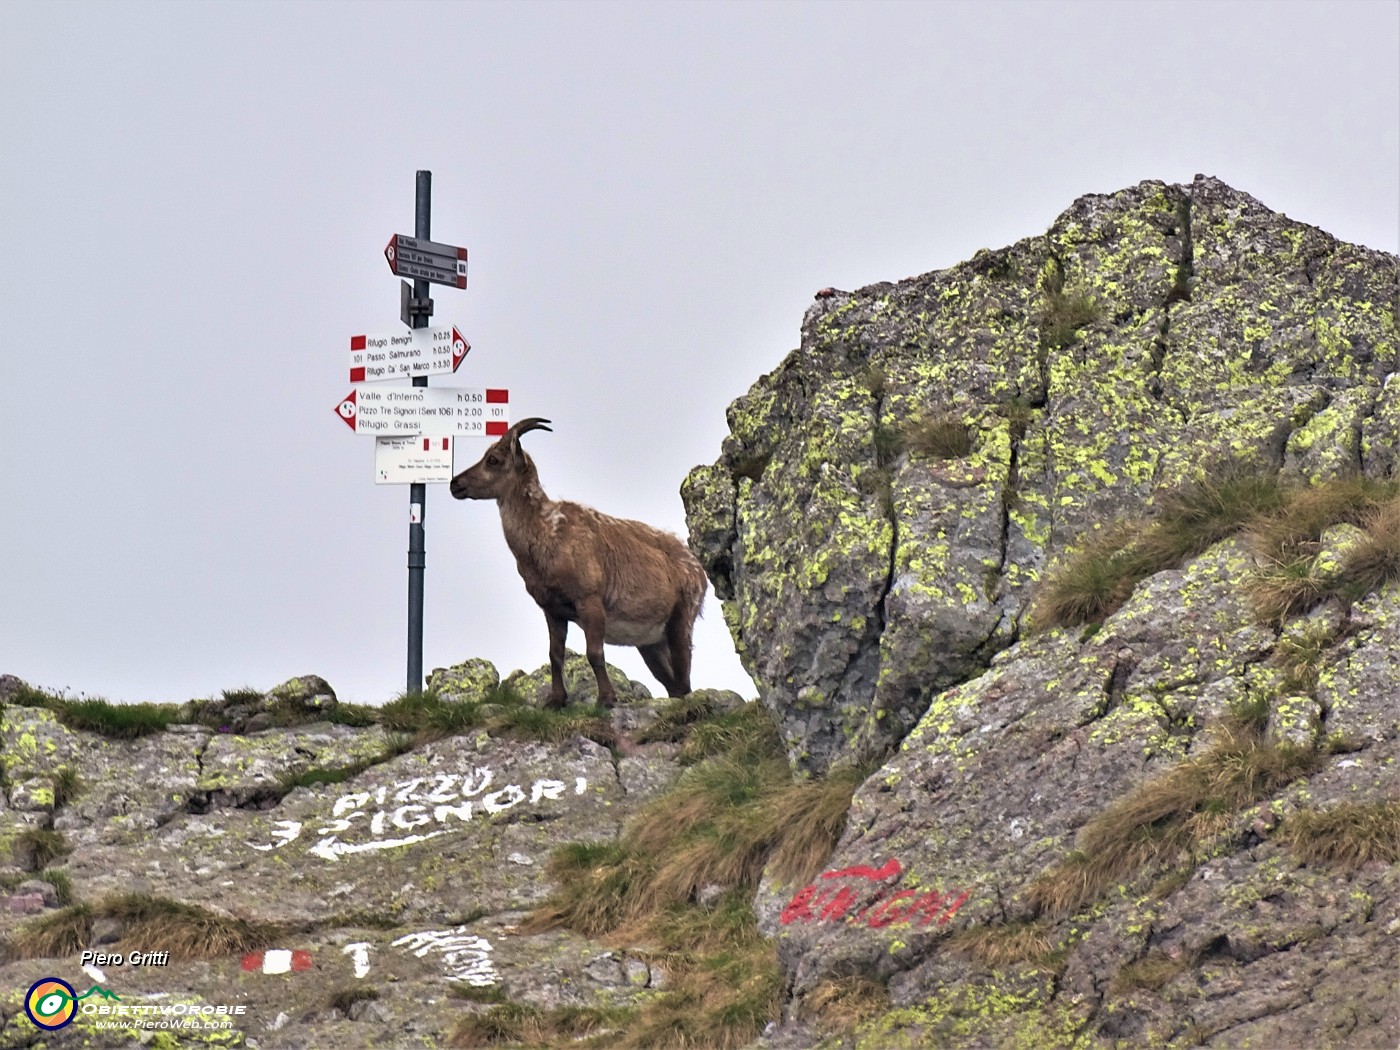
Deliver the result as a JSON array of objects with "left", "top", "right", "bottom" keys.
[
  {"left": 376, "top": 435, "right": 454, "bottom": 485},
  {"left": 349, "top": 326, "right": 470, "bottom": 383},
  {"left": 334, "top": 387, "right": 509, "bottom": 437},
  {"left": 385, "top": 234, "right": 468, "bottom": 289}
]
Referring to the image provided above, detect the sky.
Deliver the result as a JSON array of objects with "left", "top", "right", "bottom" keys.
[{"left": 2, "top": 1, "right": 1397, "bottom": 708}]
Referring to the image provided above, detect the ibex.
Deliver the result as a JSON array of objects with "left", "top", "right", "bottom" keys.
[{"left": 450, "top": 418, "right": 706, "bottom": 708}]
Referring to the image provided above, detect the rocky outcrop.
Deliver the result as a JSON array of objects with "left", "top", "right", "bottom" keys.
[
  {"left": 684, "top": 175, "right": 1399, "bottom": 776},
  {"left": 761, "top": 536, "right": 1400, "bottom": 1047},
  {"left": 0, "top": 666, "right": 694, "bottom": 1048}
]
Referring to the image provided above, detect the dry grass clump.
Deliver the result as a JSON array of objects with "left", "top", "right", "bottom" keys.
[
  {"left": 1037, "top": 256, "right": 1103, "bottom": 349},
  {"left": 530, "top": 746, "right": 866, "bottom": 942},
  {"left": 52, "top": 767, "right": 82, "bottom": 809},
  {"left": 100, "top": 894, "right": 273, "bottom": 959},
  {"left": 6, "top": 894, "right": 275, "bottom": 962},
  {"left": 904, "top": 414, "right": 975, "bottom": 460},
  {"left": 1108, "top": 951, "right": 1188, "bottom": 996},
  {"left": 1281, "top": 801, "right": 1400, "bottom": 870},
  {"left": 1033, "top": 472, "right": 1400, "bottom": 632},
  {"left": 801, "top": 976, "right": 890, "bottom": 1036},
  {"left": 945, "top": 921, "right": 1058, "bottom": 968},
  {"left": 1031, "top": 523, "right": 1145, "bottom": 629},
  {"left": 1272, "top": 621, "right": 1341, "bottom": 695},
  {"left": 1038, "top": 257, "right": 1104, "bottom": 351},
  {"left": 448, "top": 1003, "right": 635, "bottom": 1048},
  {"left": 1245, "top": 477, "right": 1393, "bottom": 562},
  {"left": 14, "top": 828, "right": 70, "bottom": 871},
  {"left": 1033, "top": 470, "right": 1282, "bottom": 629},
  {"left": 1027, "top": 723, "right": 1321, "bottom": 918},
  {"left": 1247, "top": 486, "right": 1400, "bottom": 623},
  {"left": 6, "top": 903, "right": 94, "bottom": 960},
  {"left": 1248, "top": 558, "right": 1333, "bottom": 625}
]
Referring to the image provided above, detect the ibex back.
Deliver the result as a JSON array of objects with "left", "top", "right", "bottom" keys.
[{"left": 449, "top": 418, "right": 707, "bottom": 708}]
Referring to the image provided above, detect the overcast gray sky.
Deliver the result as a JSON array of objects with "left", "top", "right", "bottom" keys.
[{"left": 2, "top": 1, "right": 1396, "bottom": 707}]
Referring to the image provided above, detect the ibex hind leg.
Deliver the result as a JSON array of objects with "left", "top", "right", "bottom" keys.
[
  {"left": 663, "top": 614, "right": 694, "bottom": 698},
  {"left": 577, "top": 597, "right": 618, "bottom": 709},
  {"left": 638, "top": 642, "right": 679, "bottom": 697}
]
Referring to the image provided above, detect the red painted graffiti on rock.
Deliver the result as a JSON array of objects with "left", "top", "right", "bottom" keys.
[{"left": 780, "top": 858, "right": 969, "bottom": 929}]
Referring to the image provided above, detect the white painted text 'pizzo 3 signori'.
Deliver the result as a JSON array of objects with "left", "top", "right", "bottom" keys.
[{"left": 245, "top": 767, "right": 589, "bottom": 861}]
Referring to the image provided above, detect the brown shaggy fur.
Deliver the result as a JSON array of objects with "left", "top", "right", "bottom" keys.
[{"left": 450, "top": 418, "right": 707, "bottom": 708}]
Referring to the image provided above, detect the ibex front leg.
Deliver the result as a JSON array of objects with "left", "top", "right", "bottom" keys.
[{"left": 544, "top": 611, "right": 569, "bottom": 709}]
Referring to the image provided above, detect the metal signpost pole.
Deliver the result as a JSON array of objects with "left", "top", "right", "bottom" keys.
[{"left": 406, "top": 170, "right": 431, "bottom": 694}]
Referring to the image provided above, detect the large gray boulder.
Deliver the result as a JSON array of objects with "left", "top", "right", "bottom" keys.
[{"left": 684, "top": 175, "right": 1399, "bottom": 775}]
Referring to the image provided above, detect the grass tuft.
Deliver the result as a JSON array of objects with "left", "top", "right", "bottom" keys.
[
  {"left": 904, "top": 414, "right": 974, "bottom": 460},
  {"left": 8, "top": 894, "right": 276, "bottom": 962},
  {"left": 36, "top": 869, "right": 76, "bottom": 907},
  {"left": 946, "top": 921, "right": 1058, "bottom": 968},
  {"left": 1039, "top": 262, "right": 1103, "bottom": 350},
  {"left": 1246, "top": 477, "right": 1394, "bottom": 563},
  {"left": 9, "top": 686, "right": 179, "bottom": 739},
  {"left": 1247, "top": 557, "right": 1333, "bottom": 625},
  {"left": 872, "top": 423, "right": 904, "bottom": 468},
  {"left": 375, "top": 683, "right": 616, "bottom": 749},
  {"left": 1273, "top": 621, "right": 1341, "bottom": 695},
  {"left": 859, "top": 362, "right": 890, "bottom": 397},
  {"left": 802, "top": 976, "right": 889, "bottom": 1036},
  {"left": 15, "top": 829, "right": 70, "bottom": 871},
  {"left": 96, "top": 894, "right": 275, "bottom": 960},
  {"left": 51, "top": 767, "right": 82, "bottom": 810},
  {"left": 1029, "top": 471, "right": 1400, "bottom": 631},
  {"left": 1027, "top": 723, "right": 1321, "bottom": 918},
  {"left": 6, "top": 903, "right": 94, "bottom": 960},
  {"left": 448, "top": 1002, "right": 544, "bottom": 1048},
  {"left": 1109, "top": 951, "right": 1188, "bottom": 996},
  {"left": 1281, "top": 801, "right": 1400, "bottom": 870},
  {"left": 1030, "top": 523, "right": 1145, "bottom": 628},
  {"left": 634, "top": 693, "right": 728, "bottom": 745}
]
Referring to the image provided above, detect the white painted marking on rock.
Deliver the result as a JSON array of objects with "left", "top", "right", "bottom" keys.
[
  {"left": 391, "top": 928, "right": 498, "bottom": 986},
  {"left": 263, "top": 949, "right": 293, "bottom": 975},
  {"left": 343, "top": 942, "right": 371, "bottom": 979}
]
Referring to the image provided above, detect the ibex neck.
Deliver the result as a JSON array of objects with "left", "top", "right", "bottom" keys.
[{"left": 498, "top": 478, "right": 558, "bottom": 566}]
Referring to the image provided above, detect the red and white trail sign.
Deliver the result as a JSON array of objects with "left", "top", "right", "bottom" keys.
[
  {"left": 335, "top": 387, "right": 509, "bottom": 437},
  {"left": 242, "top": 950, "right": 313, "bottom": 975},
  {"left": 350, "top": 326, "right": 470, "bottom": 383}
]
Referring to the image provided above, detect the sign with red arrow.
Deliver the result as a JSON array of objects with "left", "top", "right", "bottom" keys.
[
  {"left": 349, "top": 325, "right": 469, "bottom": 383},
  {"left": 335, "top": 387, "right": 509, "bottom": 437},
  {"left": 384, "top": 234, "right": 468, "bottom": 288}
]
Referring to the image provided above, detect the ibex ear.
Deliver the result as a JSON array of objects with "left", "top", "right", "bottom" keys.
[{"left": 507, "top": 433, "right": 527, "bottom": 471}]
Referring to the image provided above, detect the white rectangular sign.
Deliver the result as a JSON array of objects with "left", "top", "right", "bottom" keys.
[
  {"left": 376, "top": 435, "right": 454, "bottom": 484},
  {"left": 336, "top": 387, "right": 509, "bottom": 436},
  {"left": 350, "top": 326, "right": 469, "bottom": 383}
]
